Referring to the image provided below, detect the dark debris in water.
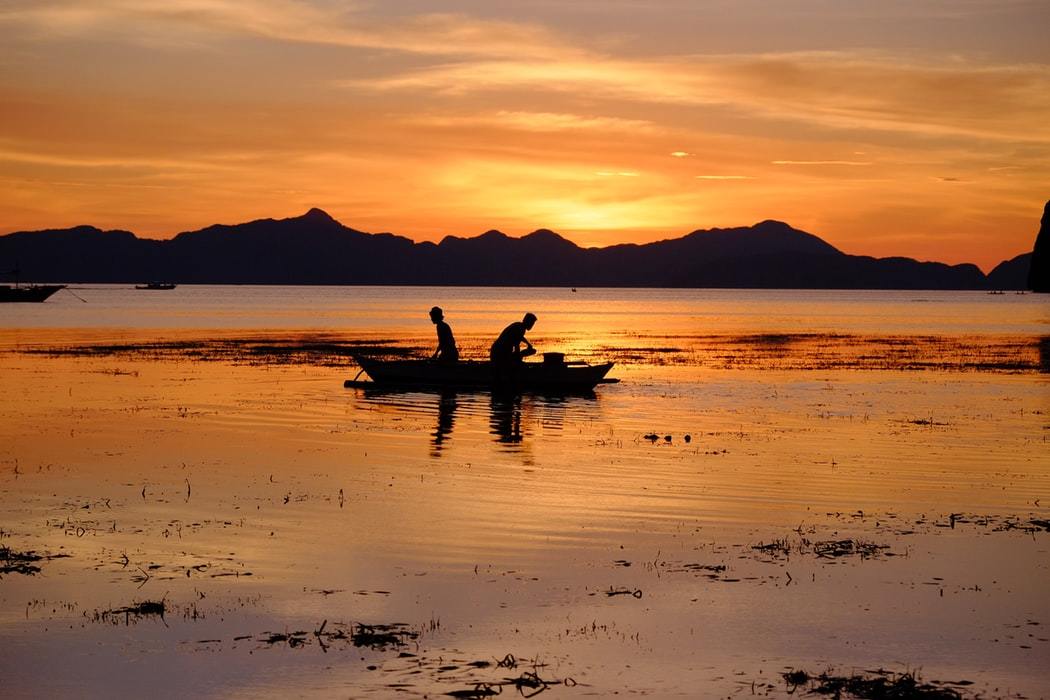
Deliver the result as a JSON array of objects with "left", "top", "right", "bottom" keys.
[
  {"left": 0, "top": 545, "right": 70, "bottom": 576},
  {"left": 660, "top": 561, "right": 728, "bottom": 579},
  {"left": 214, "top": 628, "right": 582, "bottom": 699},
  {"left": 351, "top": 622, "right": 419, "bottom": 649},
  {"left": 728, "top": 333, "right": 828, "bottom": 346},
  {"left": 446, "top": 686, "right": 502, "bottom": 698},
  {"left": 813, "top": 539, "right": 891, "bottom": 559},
  {"left": 262, "top": 630, "right": 310, "bottom": 648},
  {"left": 11, "top": 331, "right": 1049, "bottom": 372},
  {"left": 603, "top": 586, "right": 643, "bottom": 598},
  {"left": 751, "top": 536, "right": 893, "bottom": 561},
  {"left": 97, "top": 600, "right": 167, "bottom": 624},
  {"left": 783, "top": 668, "right": 971, "bottom": 699},
  {"left": 939, "top": 513, "right": 1050, "bottom": 534},
  {"left": 18, "top": 337, "right": 417, "bottom": 366},
  {"left": 445, "top": 655, "right": 577, "bottom": 699},
  {"left": 823, "top": 509, "right": 1050, "bottom": 538},
  {"left": 252, "top": 620, "right": 420, "bottom": 652},
  {"left": 904, "top": 417, "right": 950, "bottom": 427},
  {"left": 605, "top": 332, "right": 1047, "bottom": 373}
]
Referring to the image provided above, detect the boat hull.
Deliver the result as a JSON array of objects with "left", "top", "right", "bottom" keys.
[
  {"left": 0, "top": 285, "right": 65, "bottom": 302},
  {"left": 352, "top": 357, "right": 614, "bottom": 391}
]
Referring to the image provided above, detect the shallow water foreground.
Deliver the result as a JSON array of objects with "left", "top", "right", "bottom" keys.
[{"left": 1, "top": 326, "right": 1049, "bottom": 697}]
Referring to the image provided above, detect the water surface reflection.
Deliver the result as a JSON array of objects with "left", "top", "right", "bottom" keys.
[
  {"left": 2, "top": 334, "right": 1049, "bottom": 698},
  {"left": 352, "top": 387, "right": 600, "bottom": 455},
  {"left": 433, "top": 390, "right": 457, "bottom": 455},
  {"left": 489, "top": 392, "right": 523, "bottom": 445}
]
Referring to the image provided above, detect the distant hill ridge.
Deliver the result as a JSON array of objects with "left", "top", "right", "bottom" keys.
[{"left": 0, "top": 207, "right": 1036, "bottom": 289}]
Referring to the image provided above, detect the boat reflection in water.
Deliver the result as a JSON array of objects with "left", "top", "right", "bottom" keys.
[
  {"left": 488, "top": 390, "right": 580, "bottom": 448},
  {"left": 349, "top": 385, "right": 599, "bottom": 456},
  {"left": 432, "top": 390, "right": 458, "bottom": 455},
  {"left": 489, "top": 392, "right": 523, "bottom": 445}
]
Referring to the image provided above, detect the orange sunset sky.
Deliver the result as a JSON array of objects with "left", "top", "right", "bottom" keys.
[{"left": 2, "top": 1, "right": 1049, "bottom": 271}]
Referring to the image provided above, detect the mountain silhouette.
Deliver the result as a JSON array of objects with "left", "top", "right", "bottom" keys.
[
  {"left": 1028, "top": 201, "right": 1049, "bottom": 292},
  {"left": 0, "top": 208, "right": 1037, "bottom": 289},
  {"left": 988, "top": 252, "right": 1033, "bottom": 290}
]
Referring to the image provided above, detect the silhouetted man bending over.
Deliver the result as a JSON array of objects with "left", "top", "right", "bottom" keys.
[
  {"left": 430, "top": 306, "right": 459, "bottom": 363},
  {"left": 490, "top": 313, "right": 536, "bottom": 366}
]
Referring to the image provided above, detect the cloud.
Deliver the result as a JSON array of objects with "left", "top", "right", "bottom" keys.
[
  {"left": 345, "top": 52, "right": 1050, "bottom": 144},
  {"left": 407, "top": 111, "right": 658, "bottom": 134},
  {"left": 0, "top": 146, "right": 232, "bottom": 172},
  {"left": 695, "top": 175, "right": 753, "bottom": 180},
  {"left": 0, "top": 1, "right": 582, "bottom": 60},
  {"left": 772, "top": 160, "right": 871, "bottom": 166},
  {"left": 340, "top": 58, "right": 714, "bottom": 102},
  {"left": 9, "top": 4, "right": 1047, "bottom": 145}
]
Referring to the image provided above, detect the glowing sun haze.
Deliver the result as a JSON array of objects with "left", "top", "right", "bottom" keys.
[{"left": 2, "top": 0, "right": 1049, "bottom": 270}]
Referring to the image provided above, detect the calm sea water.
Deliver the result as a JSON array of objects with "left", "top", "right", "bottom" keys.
[
  {"left": 0, "top": 285, "right": 1046, "bottom": 336},
  {"left": 1, "top": 286, "right": 1048, "bottom": 698}
]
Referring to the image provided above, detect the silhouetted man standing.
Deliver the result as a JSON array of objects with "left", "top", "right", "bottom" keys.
[
  {"left": 490, "top": 313, "right": 536, "bottom": 365},
  {"left": 430, "top": 306, "right": 459, "bottom": 363}
]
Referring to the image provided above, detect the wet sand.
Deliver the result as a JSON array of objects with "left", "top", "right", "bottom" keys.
[{"left": 1, "top": 331, "right": 1048, "bottom": 698}]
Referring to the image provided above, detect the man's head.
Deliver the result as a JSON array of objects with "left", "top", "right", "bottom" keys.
[
  {"left": 522, "top": 312, "right": 537, "bottom": 330},
  {"left": 429, "top": 306, "right": 444, "bottom": 323}
]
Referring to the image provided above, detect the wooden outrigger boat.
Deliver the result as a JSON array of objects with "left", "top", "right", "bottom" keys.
[
  {"left": 347, "top": 354, "right": 616, "bottom": 392},
  {"left": 1, "top": 264, "right": 66, "bottom": 302},
  {"left": 0, "top": 284, "right": 65, "bottom": 303},
  {"left": 135, "top": 282, "right": 177, "bottom": 290}
]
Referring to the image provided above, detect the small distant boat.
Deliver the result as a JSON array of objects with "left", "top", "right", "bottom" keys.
[
  {"left": 347, "top": 354, "right": 616, "bottom": 392},
  {"left": 0, "top": 284, "right": 66, "bottom": 303},
  {"left": 135, "top": 282, "right": 177, "bottom": 290},
  {"left": 1, "top": 264, "right": 65, "bottom": 302}
]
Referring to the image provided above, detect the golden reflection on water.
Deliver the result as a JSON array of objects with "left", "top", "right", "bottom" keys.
[{"left": 0, "top": 323, "right": 1048, "bottom": 697}]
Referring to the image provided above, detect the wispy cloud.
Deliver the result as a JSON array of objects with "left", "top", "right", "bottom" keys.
[
  {"left": 346, "top": 52, "right": 1050, "bottom": 144},
  {"left": 9, "top": 4, "right": 1048, "bottom": 145},
  {"left": 0, "top": 1, "right": 582, "bottom": 60},
  {"left": 695, "top": 175, "right": 753, "bottom": 180},
  {"left": 772, "top": 160, "right": 872, "bottom": 166},
  {"left": 0, "top": 146, "right": 233, "bottom": 172},
  {"left": 340, "top": 58, "right": 713, "bottom": 102},
  {"left": 407, "top": 111, "right": 658, "bottom": 134}
]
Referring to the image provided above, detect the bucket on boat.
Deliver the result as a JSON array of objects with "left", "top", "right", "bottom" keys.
[{"left": 543, "top": 352, "right": 565, "bottom": 366}]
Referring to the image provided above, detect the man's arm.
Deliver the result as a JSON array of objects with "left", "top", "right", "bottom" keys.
[{"left": 433, "top": 325, "right": 444, "bottom": 359}]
